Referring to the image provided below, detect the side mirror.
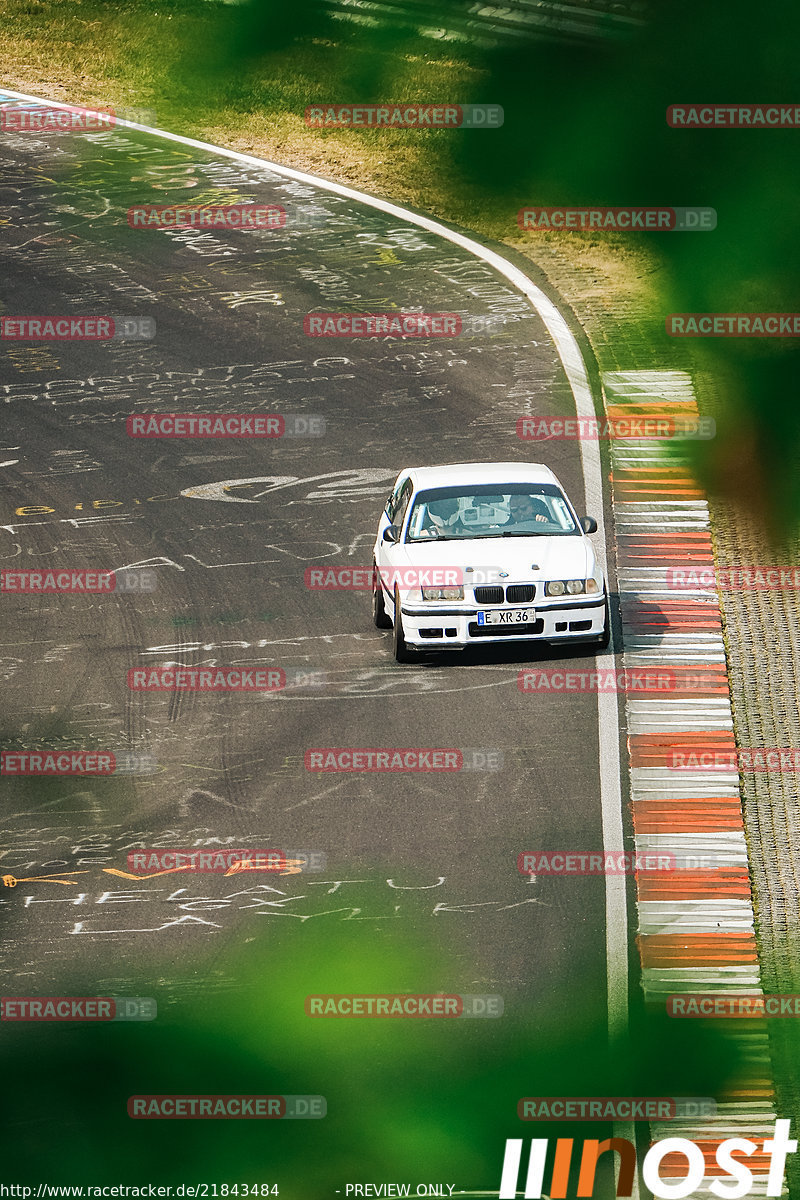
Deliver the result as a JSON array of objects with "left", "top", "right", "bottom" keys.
[
  {"left": 382, "top": 525, "right": 401, "bottom": 544},
  {"left": 580, "top": 516, "right": 598, "bottom": 534}
]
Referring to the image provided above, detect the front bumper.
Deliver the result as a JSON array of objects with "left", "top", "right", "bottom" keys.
[{"left": 398, "top": 595, "right": 606, "bottom": 648}]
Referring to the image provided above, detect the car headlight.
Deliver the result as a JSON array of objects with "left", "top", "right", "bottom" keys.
[
  {"left": 421, "top": 585, "right": 464, "bottom": 601},
  {"left": 545, "top": 579, "right": 598, "bottom": 597}
]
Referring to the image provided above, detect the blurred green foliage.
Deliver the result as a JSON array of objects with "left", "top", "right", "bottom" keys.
[{"left": 0, "top": 919, "right": 740, "bottom": 1194}]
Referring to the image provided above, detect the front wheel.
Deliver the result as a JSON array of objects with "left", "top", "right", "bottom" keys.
[
  {"left": 372, "top": 561, "right": 392, "bottom": 628},
  {"left": 392, "top": 588, "right": 414, "bottom": 663}
]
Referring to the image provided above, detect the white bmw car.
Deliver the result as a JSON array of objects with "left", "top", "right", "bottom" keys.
[{"left": 372, "top": 462, "right": 610, "bottom": 662}]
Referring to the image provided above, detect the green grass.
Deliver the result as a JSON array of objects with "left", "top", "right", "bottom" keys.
[{"left": 0, "top": 0, "right": 656, "bottom": 275}]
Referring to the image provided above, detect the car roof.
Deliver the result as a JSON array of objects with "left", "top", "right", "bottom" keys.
[{"left": 406, "top": 462, "right": 560, "bottom": 489}]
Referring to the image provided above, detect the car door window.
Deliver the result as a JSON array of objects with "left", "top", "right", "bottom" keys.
[
  {"left": 386, "top": 476, "right": 408, "bottom": 521},
  {"left": 392, "top": 481, "right": 414, "bottom": 534}
]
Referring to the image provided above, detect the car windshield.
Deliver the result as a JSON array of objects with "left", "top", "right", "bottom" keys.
[{"left": 406, "top": 483, "right": 580, "bottom": 541}]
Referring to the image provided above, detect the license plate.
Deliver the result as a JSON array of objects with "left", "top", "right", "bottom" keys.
[{"left": 477, "top": 608, "right": 536, "bottom": 626}]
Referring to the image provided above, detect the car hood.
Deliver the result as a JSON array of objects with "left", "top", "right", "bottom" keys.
[{"left": 393, "top": 534, "right": 595, "bottom": 581}]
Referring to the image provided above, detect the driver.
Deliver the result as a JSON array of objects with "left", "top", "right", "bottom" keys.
[
  {"left": 508, "top": 494, "right": 550, "bottom": 526},
  {"left": 427, "top": 497, "right": 462, "bottom": 531}
]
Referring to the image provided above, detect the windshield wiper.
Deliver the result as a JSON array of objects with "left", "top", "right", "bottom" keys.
[
  {"left": 410, "top": 533, "right": 456, "bottom": 542},
  {"left": 500, "top": 529, "right": 552, "bottom": 537}
]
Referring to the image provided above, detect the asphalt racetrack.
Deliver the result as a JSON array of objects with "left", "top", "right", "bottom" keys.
[{"left": 0, "top": 100, "right": 628, "bottom": 1194}]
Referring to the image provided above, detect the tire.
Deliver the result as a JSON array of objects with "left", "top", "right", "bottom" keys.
[
  {"left": 595, "top": 593, "right": 611, "bottom": 650},
  {"left": 392, "top": 588, "right": 414, "bottom": 663},
  {"left": 372, "top": 561, "right": 392, "bottom": 628}
]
